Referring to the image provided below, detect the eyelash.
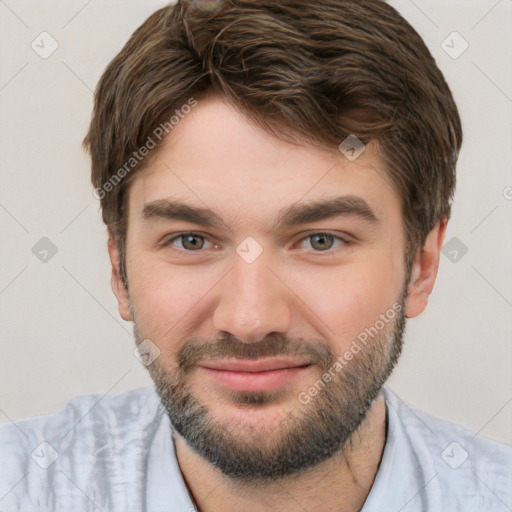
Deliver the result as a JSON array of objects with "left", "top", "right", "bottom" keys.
[{"left": 161, "top": 231, "right": 351, "bottom": 254}]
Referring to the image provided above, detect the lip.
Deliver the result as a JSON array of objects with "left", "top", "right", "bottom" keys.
[
  {"left": 199, "top": 358, "right": 312, "bottom": 392},
  {"left": 200, "top": 357, "right": 311, "bottom": 372}
]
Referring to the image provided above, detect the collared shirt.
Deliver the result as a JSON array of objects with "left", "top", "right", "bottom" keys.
[{"left": 0, "top": 386, "right": 510, "bottom": 511}]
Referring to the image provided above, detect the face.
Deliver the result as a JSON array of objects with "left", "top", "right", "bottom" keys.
[{"left": 110, "top": 95, "right": 433, "bottom": 481}]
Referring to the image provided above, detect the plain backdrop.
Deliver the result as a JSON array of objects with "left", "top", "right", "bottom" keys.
[{"left": 0, "top": 0, "right": 511, "bottom": 444}]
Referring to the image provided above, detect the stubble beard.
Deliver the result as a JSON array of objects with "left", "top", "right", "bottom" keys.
[{"left": 133, "top": 290, "right": 407, "bottom": 483}]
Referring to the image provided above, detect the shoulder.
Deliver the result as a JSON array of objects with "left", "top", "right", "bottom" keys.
[
  {"left": 382, "top": 386, "right": 511, "bottom": 510},
  {"left": 0, "top": 386, "right": 163, "bottom": 511},
  {"left": 0, "top": 385, "right": 161, "bottom": 448}
]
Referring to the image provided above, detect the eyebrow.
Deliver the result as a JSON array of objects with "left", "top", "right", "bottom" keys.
[
  {"left": 141, "top": 196, "right": 379, "bottom": 231},
  {"left": 272, "top": 196, "right": 378, "bottom": 229},
  {"left": 142, "top": 200, "right": 227, "bottom": 229}
]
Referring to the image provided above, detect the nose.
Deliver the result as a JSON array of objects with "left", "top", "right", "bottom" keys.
[{"left": 212, "top": 253, "right": 292, "bottom": 344}]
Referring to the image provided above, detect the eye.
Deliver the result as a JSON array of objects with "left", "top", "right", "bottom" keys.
[
  {"left": 297, "top": 232, "right": 348, "bottom": 252},
  {"left": 164, "top": 232, "right": 214, "bottom": 251}
]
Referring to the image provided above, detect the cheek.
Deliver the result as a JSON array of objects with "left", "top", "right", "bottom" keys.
[
  {"left": 287, "top": 253, "right": 403, "bottom": 345},
  {"left": 127, "top": 255, "right": 216, "bottom": 342}
]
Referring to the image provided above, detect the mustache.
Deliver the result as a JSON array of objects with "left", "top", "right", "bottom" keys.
[{"left": 176, "top": 333, "right": 334, "bottom": 372}]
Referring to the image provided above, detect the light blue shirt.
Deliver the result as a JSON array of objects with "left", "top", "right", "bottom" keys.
[{"left": 0, "top": 386, "right": 510, "bottom": 511}]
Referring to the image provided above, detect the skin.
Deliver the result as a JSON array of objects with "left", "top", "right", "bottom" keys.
[{"left": 108, "top": 94, "right": 446, "bottom": 511}]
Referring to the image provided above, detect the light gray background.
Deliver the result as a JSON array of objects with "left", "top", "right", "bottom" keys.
[{"left": 0, "top": 0, "right": 511, "bottom": 444}]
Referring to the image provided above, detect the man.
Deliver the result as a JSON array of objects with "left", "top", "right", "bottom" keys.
[{"left": 1, "top": 0, "right": 510, "bottom": 510}]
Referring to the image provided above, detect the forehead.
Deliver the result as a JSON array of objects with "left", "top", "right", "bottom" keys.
[{"left": 127, "top": 95, "right": 400, "bottom": 228}]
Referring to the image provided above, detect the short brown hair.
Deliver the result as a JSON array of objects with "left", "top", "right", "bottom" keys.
[{"left": 84, "top": 0, "right": 462, "bottom": 277}]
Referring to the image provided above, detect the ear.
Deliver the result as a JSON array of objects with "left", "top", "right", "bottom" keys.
[
  {"left": 405, "top": 218, "right": 448, "bottom": 318},
  {"left": 107, "top": 233, "right": 133, "bottom": 322}
]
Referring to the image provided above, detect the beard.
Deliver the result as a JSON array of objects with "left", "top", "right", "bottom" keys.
[{"left": 133, "top": 289, "right": 407, "bottom": 483}]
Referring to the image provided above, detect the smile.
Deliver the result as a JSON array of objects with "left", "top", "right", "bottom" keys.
[{"left": 198, "top": 358, "right": 312, "bottom": 392}]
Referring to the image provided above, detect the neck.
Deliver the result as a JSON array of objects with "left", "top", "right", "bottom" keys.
[{"left": 174, "top": 393, "right": 387, "bottom": 512}]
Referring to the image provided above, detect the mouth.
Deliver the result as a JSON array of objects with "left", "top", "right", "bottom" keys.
[{"left": 198, "top": 358, "right": 313, "bottom": 392}]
